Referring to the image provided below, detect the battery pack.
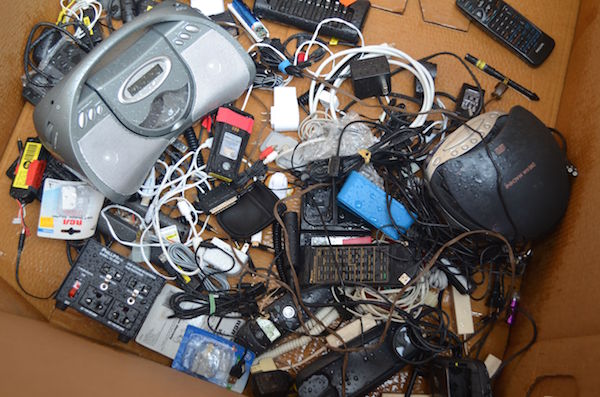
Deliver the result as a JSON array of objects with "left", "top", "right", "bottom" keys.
[
  {"left": 10, "top": 138, "right": 49, "bottom": 203},
  {"left": 206, "top": 107, "right": 253, "bottom": 182}
]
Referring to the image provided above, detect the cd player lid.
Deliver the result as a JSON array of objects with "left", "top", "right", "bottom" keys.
[
  {"left": 86, "top": 28, "right": 193, "bottom": 137},
  {"left": 425, "top": 111, "right": 506, "bottom": 180}
]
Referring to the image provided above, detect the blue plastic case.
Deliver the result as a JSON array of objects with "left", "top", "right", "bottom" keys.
[
  {"left": 172, "top": 325, "right": 255, "bottom": 393},
  {"left": 337, "top": 171, "right": 415, "bottom": 239}
]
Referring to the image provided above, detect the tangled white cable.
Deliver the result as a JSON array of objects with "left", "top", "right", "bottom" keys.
[
  {"left": 100, "top": 141, "right": 213, "bottom": 280},
  {"left": 308, "top": 45, "right": 435, "bottom": 128},
  {"left": 59, "top": 0, "right": 103, "bottom": 39}
]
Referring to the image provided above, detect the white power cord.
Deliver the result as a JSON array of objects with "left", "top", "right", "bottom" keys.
[
  {"left": 308, "top": 45, "right": 435, "bottom": 128},
  {"left": 100, "top": 140, "right": 214, "bottom": 280},
  {"left": 331, "top": 276, "right": 431, "bottom": 324},
  {"left": 59, "top": 0, "right": 103, "bottom": 39}
]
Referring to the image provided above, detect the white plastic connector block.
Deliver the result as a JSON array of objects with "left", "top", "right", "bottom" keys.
[
  {"left": 198, "top": 237, "right": 248, "bottom": 275},
  {"left": 317, "top": 89, "right": 340, "bottom": 110},
  {"left": 452, "top": 286, "right": 475, "bottom": 335},
  {"left": 484, "top": 354, "right": 502, "bottom": 378},
  {"left": 270, "top": 87, "right": 300, "bottom": 132}
]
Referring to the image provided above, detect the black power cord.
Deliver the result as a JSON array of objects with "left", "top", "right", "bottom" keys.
[
  {"left": 492, "top": 306, "right": 537, "bottom": 380},
  {"left": 168, "top": 283, "right": 265, "bottom": 320},
  {"left": 15, "top": 231, "right": 56, "bottom": 300}
]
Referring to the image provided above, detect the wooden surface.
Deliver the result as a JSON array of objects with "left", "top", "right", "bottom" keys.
[{"left": 0, "top": 0, "right": 582, "bottom": 392}]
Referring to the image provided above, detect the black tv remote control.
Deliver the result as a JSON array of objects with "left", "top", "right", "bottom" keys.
[
  {"left": 300, "top": 244, "right": 419, "bottom": 287},
  {"left": 456, "top": 0, "right": 555, "bottom": 67}
]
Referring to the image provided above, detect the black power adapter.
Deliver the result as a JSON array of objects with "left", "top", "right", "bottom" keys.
[
  {"left": 414, "top": 61, "right": 437, "bottom": 98},
  {"left": 456, "top": 83, "right": 485, "bottom": 118},
  {"left": 430, "top": 358, "right": 492, "bottom": 397},
  {"left": 350, "top": 56, "right": 391, "bottom": 99},
  {"left": 251, "top": 370, "right": 293, "bottom": 397}
]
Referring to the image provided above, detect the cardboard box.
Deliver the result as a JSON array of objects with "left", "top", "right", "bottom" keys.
[{"left": 1, "top": 0, "right": 599, "bottom": 395}]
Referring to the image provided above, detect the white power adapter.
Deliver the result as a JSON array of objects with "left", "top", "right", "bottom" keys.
[
  {"left": 270, "top": 86, "right": 300, "bottom": 132},
  {"left": 198, "top": 237, "right": 248, "bottom": 275}
]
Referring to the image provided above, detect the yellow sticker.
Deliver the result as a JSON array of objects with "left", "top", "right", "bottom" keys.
[
  {"left": 13, "top": 142, "right": 42, "bottom": 190},
  {"left": 82, "top": 16, "right": 94, "bottom": 35},
  {"left": 39, "top": 217, "right": 54, "bottom": 228},
  {"left": 146, "top": 5, "right": 153, "bottom": 11},
  {"left": 329, "top": 37, "right": 339, "bottom": 45},
  {"left": 165, "top": 232, "right": 178, "bottom": 241}
]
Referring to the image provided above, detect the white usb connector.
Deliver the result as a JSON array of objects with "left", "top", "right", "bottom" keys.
[{"left": 197, "top": 237, "right": 248, "bottom": 275}]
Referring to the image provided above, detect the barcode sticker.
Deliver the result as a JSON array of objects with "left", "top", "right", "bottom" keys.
[{"left": 13, "top": 142, "right": 42, "bottom": 189}]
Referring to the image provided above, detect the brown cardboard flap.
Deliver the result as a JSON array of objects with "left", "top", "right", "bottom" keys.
[
  {"left": 496, "top": 334, "right": 600, "bottom": 396},
  {"left": 371, "top": 0, "right": 408, "bottom": 14},
  {"left": 0, "top": 312, "right": 239, "bottom": 397},
  {"left": 0, "top": 0, "right": 583, "bottom": 389},
  {"left": 419, "top": 0, "right": 471, "bottom": 31}
]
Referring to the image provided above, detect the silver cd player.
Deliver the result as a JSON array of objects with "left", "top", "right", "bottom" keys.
[{"left": 34, "top": 1, "right": 255, "bottom": 202}]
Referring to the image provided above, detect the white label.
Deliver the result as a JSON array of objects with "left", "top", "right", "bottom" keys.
[
  {"left": 256, "top": 318, "right": 281, "bottom": 342},
  {"left": 399, "top": 273, "right": 411, "bottom": 285}
]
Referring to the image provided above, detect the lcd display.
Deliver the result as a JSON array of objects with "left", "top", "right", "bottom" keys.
[{"left": 127, "top": 64, "right": 164, "bottom": 97}]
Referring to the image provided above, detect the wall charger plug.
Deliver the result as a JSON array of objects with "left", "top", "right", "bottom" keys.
[{"left": 270, "top": 86, "right": 300, "bottom": 132}]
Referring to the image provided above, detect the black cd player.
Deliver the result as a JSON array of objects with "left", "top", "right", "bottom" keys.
[{"left": 426, "top": 106, "right": 572, "bottom": 241}]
